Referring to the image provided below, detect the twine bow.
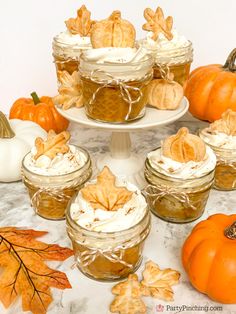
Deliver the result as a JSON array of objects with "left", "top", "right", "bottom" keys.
[
  {"left": 87, "top": 69, "right": 149, "bottom": 120},
  {"left": 78, "top": 247, "right": 133, "bottom": 268},
  {"left": 143, "top": 184, "right": 197, "bottom": 211},
  {"left": 31, "top": 188, "right": 71, "bottom": 209}
]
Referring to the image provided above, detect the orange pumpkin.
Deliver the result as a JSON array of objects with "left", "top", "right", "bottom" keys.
[
  {"left": 9, "top": 92, "right": 69, "bottom": 133},
  {"left": 185, "top": 48, "right": 236, "bottom": 122},
  {"left": 182, "top": 213, "right": 236, "bottom": 304}
]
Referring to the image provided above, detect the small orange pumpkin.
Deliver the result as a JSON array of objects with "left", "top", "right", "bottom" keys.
[
  {"left": 185, "top": 48, "right": 236, "bottom": 122},
  {"left": 9, "top": 92, "right": 69, "bottom": 133},
  {"left": 182, "top": 213, "right": 236, "bottom": 304}
]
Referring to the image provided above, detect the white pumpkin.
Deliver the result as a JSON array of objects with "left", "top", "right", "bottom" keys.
[{"left": 0, "top": 112, "right": 47, "bottom": 182}]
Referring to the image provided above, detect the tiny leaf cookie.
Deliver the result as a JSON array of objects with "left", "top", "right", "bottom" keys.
[
  {"left": 143, "top": 7, "right": 173, "bottom": 41},
  {"left": 53, "top": 71, "right": 83, "bottom": 110},
  {"left": 34, "top": 130, "right": 70, "bottom": 160},
  {"left": 110, "top": 274, "right": 147, "bottom": 314},
  {"left": 65, "top": 5, "right": 95, "bottom": 36},
  {"left": 80, "top": 166, "right": 133, "bottom": 211},
  {"left": 210, "top": 109, "right": 236, "bottom": 136},
  {"left": 141, "top": 261, "right": 180, "bottom": 301}
]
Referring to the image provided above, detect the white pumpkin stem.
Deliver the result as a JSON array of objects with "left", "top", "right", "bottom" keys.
[
  {"left": 0, "top": 111, "right": 15, "bottom": 138},
  {"left": 224, "top": 221, "right": 236, "bottom": 240}
]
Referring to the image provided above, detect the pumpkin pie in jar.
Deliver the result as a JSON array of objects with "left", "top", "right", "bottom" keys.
[
  {"left": 22, "top": 130, "right": 92, "bottom": 220},
  {"left": 79, "top": 11, "right": 153, "bottom": 123},
  {"left": 199, "top": 110, "right": 236, "bottom": 191},
  {"left": 52, "top": 5, "right": 94, "bottom": 83},
  {"left": 66, "top": 167, "right": 150, "bottom": 281},
  {"left": 144, "top": 128, "right": 216, "bottom": 223},
  {"left": 138, "top": 6, "right": 193, "bottom": 87}
]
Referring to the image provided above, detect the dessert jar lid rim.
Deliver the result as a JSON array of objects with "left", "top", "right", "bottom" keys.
[
  {"left": 66, "top": 194, "right": 150, "bottom": 236},
  {"left": 199, "top": 128, "right": 236, "bottom": 152},
  {"left": 145, "top": 149, "right": 215, "bottom": 182},
  {"left": 22, "top": 145, "right": 91, "bottom": 178}
]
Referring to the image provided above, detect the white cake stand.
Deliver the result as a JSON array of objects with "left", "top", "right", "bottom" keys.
[{"left": 57, "top": 97, "right": 189, "bottom": 188}]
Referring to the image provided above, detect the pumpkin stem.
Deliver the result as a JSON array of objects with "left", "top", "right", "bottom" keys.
[
  {"left": 31, "top": 92, "right": 41, "bottom": 105},
  {"left": 224, "top": 221, "right": 236, "bottom": 240},
  {"left": 0, "top": 111, "right": 15, "bottom": 138},
  {"left": 223, "top": 48, "right": 236, "bottom": 72}
]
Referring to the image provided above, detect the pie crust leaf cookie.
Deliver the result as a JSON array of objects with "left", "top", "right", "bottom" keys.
[
  {"left": 162, "top": 127, "right": 206, "bottom": 163},
  {"left": 210, "top": 109, "right": 236, "bottom": 136},
  {"left": 80, "top": 166, "right": 133, "bottom": 211},
  {"left": 142, "top": 7, "right": 173, "bottom": 41},
  {"left": 110, "top": 274, "right": 147, "bottom": 314},
  {"left": 65, "top": 4, "right": 95, "bottom": 36},
  {"left": 141, "top": 261, "right": 180, "bottom": 301},
  {"left": 53, "top": 71, "right": 83, "bottom": 110},
  {"left": 34, "top": 130, "right": 70, "bottom": 160}
]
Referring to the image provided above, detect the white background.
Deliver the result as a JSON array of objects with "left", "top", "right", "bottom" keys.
[{"left": 0, "top": 0, "right": 235, "bottom": 113}]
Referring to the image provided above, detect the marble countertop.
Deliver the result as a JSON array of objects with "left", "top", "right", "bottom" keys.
[{"left": 0, "top": 120, "right": 235, "bottom": 314}]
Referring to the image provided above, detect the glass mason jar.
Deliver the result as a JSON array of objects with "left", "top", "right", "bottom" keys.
[
  {"left": 199, "top": 129, "right": 236, "bottom": 191},
  {"left": 66, "top": 202, "right": 151, "bottom": 281},
  {"left": 138, "top": 40, "right": 193, "bottom": 87},
  {"left": 144, "top": 152, "right": 215, "bottom": 223},
  {"left": 52, "top": 36, "right": 91, "bottom": 84},
  {"left": 21, "top": 146, "right": 92, "bottom": 220},
  {"left": 79, "top": 54, "right": 153, "bottom": 123}
]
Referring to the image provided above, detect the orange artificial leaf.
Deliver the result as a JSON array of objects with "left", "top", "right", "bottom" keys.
[
  {"left": 0, "top": 227, "right": 73, "bottom": 314},
  {"left": 80, "top": 166, "right": 133, "bottom": 211}
]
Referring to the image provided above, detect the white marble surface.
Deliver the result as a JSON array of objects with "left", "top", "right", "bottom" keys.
[{"left": 0, "top": 120, "right": 236, "bottom": 314}]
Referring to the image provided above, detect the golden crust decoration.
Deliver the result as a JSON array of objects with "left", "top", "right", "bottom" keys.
[
  {"left": 162, "top": 127, "right": 206, "bottom": 163},
  {"left": 210, "top": 109, "right": 236, "bottom": 136},
  {"left": 53, "top": 71, "right": 83, "bottom": 110},
  {"left": 142, "top": 6, "right": 173, "bottom": 41},
  {"left": 34, "top": 130, "right": 70, "bottom": 160},
  {"left": 147, "top": 78, "right": 183, "bottom": 110},
  {"left": 65, "top": 4, "right": 95, "bottom": 36},
  {"left": 90, "top": 11, "right": 136, "bottom": 48},
  {"left": 80, "top": 166, "right": 133, "bottom": 211},
  {"left": 141, "top": 260, "right": 180, "bottom": 301},
  {"left": 110, "top": 274, "right": 147, "bottom": 314}
]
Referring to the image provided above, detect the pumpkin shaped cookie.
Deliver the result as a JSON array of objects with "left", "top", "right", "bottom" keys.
[
  {"left": 148, "top": 78, "right": 183, "bottom": 110},
  {"left": 90, "top": 11, "right": 136, "bottom": 48},
  {"left": 162, "top": 127, "right": 206, "bottom": 163}
]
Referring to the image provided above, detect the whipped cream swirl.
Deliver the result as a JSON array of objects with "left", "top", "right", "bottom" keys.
[
  {"left": 148, "top": 146, "right": 216, "bottom": 179},
  {"left": 70, "top": 181, "right": 147, "bottom": 232},
  {"left": 200, "top": 128, "right": 236, "bottom": 150},
  {"left": 80, "top": 47, "right": 152, "bottom": 81},
  {"left": 54, "top": 30, "right": 91, "bottom": 47},
  {"left": 142, "top": 30, "right": 190, "bottom": 51},
  {"left": 24, "top": 145, "right": 87, "bottom": 176}
]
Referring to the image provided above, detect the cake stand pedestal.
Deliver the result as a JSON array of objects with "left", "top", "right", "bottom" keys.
[{"left": 57, "top": 97, "right": 189, "bottom": 188}]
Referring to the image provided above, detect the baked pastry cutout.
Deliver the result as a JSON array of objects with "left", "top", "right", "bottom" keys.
[
  {"left": 148, "top": 74, "right": 183, "bottom": 110},
  {"left": 110, "top": 274, "right": 147, "bottom": 314},
  {"left": 143, "top": 6, "right": 173, "bottom": 41},
  {"left": 90, "top": 11, "right": 136, "bottom": 48},
  {"left": 80, "top": 166, "right": 133, "bottom": 211},
  {"left": 141, "top": 260, "right": 180, "bottom": 301},
  {"left": 53, "top": 71, "right": 83, "bottom": 110},
  {"left": 209, "top": 109, "right": 236, "bottom": 136},
  {"left": 34, "top": 130, "right": 70, "bottom": 160},
  {"left": 162, "top": 127, "right": 206, "bottom": 163},
  {"left": 65, "top": 4, "right": 95, "bottom": 36}
]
